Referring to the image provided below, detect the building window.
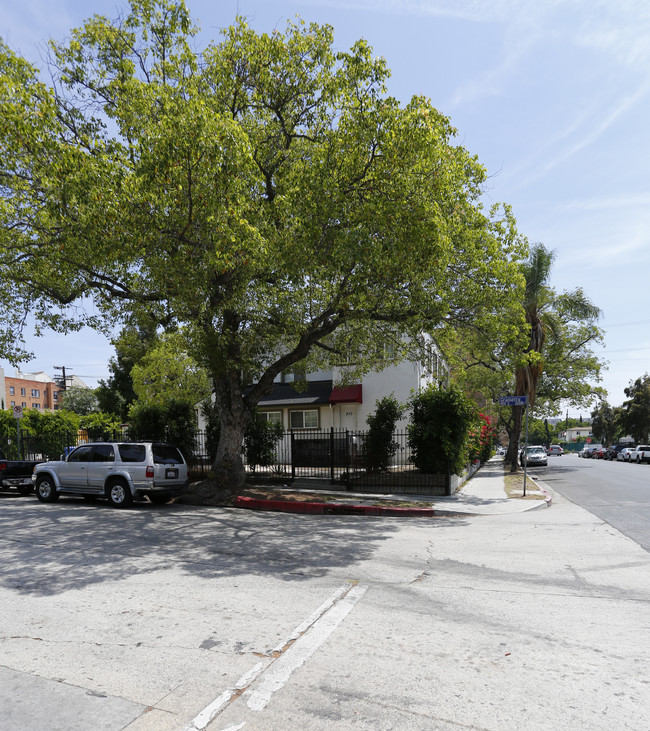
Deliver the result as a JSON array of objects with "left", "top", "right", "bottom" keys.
[
  {"left": 32, "top": 404, "right": 40, "bottom": 409},
  {"left": 53, "top": 392, "right": 59, "bottom": 401},
  {"left": 21, "top": 402, "right": 26, "bottom": 408},
  {"left": 31, "top": 389, "right": 40, "bottom": 398},
  {"left": 20, "top": 388, "right": 26, "bottom": 396},
  {"left": 289, "top": 409, "right": 319, "bottom": 430},
  {"left": 10, "top": 401, "right": 15, "bottom": 407},
  {"left": 259, "top": 411, "right": 283, "bottom": 426},
  {"left": 9, "top": 386, "right": 14, "bottom": 395}
]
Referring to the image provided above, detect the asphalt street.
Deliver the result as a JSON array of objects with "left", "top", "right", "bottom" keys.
[
  {"left": 529, "top": 453, "right": 650, "bottom": 551},
  {"left": 0, "top": 477, "right": 648, "bottom": 730}
]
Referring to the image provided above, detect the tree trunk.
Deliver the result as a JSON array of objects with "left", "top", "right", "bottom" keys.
[
  {"left": 211, "top": 373, "right": 252, "bottom": 495},
  {"left": 211, "top": 413, "right": 247, "bottom": 493},
  {"left": 505, "top": 404, "right": 524, "bottom": 473}
]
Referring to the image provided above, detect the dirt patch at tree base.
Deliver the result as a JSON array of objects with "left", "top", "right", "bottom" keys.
[{"left": 176, "top": 481, "right": 437, "bottom": 509}]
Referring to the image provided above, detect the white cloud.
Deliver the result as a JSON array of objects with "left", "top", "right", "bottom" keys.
[
  {"left": 559, "top": 193, "right": 650, "bottom": 211},
  {"left": 501, "top": 77, "right": 650, "bottom": 192}
]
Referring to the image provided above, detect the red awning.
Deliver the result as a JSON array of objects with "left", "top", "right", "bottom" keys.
[{"left": 329, "top": 384, "right": 362, "bottom": 404}]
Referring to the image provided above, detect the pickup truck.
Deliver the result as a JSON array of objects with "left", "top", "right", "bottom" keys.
[
  {"left": 0, "top": 448, "right": 42, "bottom": 495},
  {"left": 32, "top": 441, "right": 189, "bottom": 508}
]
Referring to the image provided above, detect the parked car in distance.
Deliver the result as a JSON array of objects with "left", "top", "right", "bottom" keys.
[
  {"left": 604, "top": 444, "right": 625, "bottom": 460},
  {"left": 592, "top": 446, "right": 608, "bottom": 459},
  {"left": 496, "top": 446, "right": 506, "bottom": 456},
  {"left": 629, "top": 445, "right": 650, "bottom": 464},
  {"left": 32, "top": 442, "right": 189, "bottom": 507},
  {"left": 584, "top": 445, "right": 603, "bottom": 458},
  {"left": 520, "top": 445, "right": 548, "bottom": 467},
  {"left": 548, "top": 445, "right": 564, "bottom": 456},
  {"left": 617, "top": 447, "right": 635, "bottom": 462},
  {"left": 578, "top": 447, "right": 590, "bottom": 458}
]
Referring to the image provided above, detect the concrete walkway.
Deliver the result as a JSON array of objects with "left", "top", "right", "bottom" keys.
[
  {"left": 434, "top": 456, "right": 550, "bottom": 515},
  {"left": 242, "top": 457, "right": 549, "bottom": 516}
]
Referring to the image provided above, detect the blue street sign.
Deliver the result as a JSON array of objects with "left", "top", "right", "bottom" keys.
[{"left": 498, "top": 395, "right": 528, "bottom": 406}]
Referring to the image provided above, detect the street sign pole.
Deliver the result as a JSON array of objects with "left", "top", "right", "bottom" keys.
[
  {"left": 498, "top": 395, "right": 529, "bottom": 496},
  {"left": 523, "top": 397, "right": 529, "bottom": 496}
]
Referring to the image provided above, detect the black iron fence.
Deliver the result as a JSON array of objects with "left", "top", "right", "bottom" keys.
[{"left": 0, "top": 427, "right": 473, "bottom": 496}]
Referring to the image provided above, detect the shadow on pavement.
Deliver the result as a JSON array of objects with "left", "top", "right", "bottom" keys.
[{"left": 0, "top": 497, "right": 470, "bottom": 597}]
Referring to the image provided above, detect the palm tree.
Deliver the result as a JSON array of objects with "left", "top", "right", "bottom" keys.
[{"left": 507, "top": 243, "right": 600, "bottom": 471}]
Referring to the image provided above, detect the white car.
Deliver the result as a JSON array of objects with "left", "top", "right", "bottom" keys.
[
  {"left": 617, "top": 447, "right": 635, "bottom": 462},
  {"left": 32, "top": 442, "right": 189, "bottom": 507},
  {"left": 520, "top": 445, "right": 548, "bottom": 467},
  {"left": 548, "top": 445, "right": 564, "bottom": 456}
]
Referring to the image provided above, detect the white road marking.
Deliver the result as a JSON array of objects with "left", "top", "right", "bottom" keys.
[
  {"left": 245, "top": 584, "right": 367, "bottom": 711},
  {"left": 184, "top": 583, "right": 366, "bottom": 731}
]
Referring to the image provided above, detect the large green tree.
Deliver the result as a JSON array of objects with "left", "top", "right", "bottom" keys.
[
  {"left": 96, "top": 324, "right": 158, "bottom": 419},
  {"left": 130, "top": 331, "right": 210, "bottom": 407},
  {"left": 449, "top": 243, "right": 604, "bottom": 470},
  {"left": 620, "top": 374, "right": 650, "bottom": 443},
  {"left": 0, "top": 1, "right": 525, "bottom": 495},
  {"left": 590, "top": 400, "right": 620, "bottom": 446},
  {"left": 503, "top": 244, "right": 603, "bottom": 469},
  {"left": 60, "top": 385, "right": 99, "bottom": 415}
]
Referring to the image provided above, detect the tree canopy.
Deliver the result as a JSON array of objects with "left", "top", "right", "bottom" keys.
[
  {"left": 590, "top": 400, "right": 620, "bottom": 446},
  {"left": 60, "top": 385, "right": 99, "bottom": 415},
  {"left": 620, "top": 374, "right": 650, "bottom": 443},
  {"left": 449, "top": 242, "right": 605, "bottom": 469},
  {"left": 130, "top": 331, "right": 210, "bottom": 407},
  {"left": 0, "top": 1, "right": 526, "bottom": 493}
]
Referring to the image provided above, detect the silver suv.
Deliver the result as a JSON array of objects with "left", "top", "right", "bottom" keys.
[{"left": 32, "top": 442, "right": 189, "bottom": 507}]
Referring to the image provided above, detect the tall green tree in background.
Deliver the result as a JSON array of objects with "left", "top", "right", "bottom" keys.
[
  {"left": 503, "top": 244, "right": 603, "bottom": 469},
  {"left": 620, "top": 374, "right": 650, "bottom": 443},
  {"left": 60, "top": 385, "right": 99, "bottom": 415},
  {"left": 96, "top": 324, "right": 158, "bottom": 419},
  {"left": 0, "top": 1, "right": 526, "bottom": 496},
  {"left": 130, "top": 332, "right": 210, "bottom": 407},
  {"left": 448, "top": 243, "right": 604, "bottom": 470},
  {"left": 590, "top": 401, "right": 620, "bottom": 446}
]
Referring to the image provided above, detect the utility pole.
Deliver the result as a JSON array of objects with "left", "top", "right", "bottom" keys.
[{"left": 53, "top": 366, "right": 72, "bottom": 391}]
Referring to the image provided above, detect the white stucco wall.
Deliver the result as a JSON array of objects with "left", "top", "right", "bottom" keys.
[{"left": 333, "top": 360, "right": 430, "bottom": 431}]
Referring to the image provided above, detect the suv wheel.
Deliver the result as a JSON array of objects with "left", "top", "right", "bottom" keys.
[
  {"left": 35, "top": 476, "right": 59, "bottom": 503},
  {"left": 106, "top": 479, "right": 133, "bottom": 508}
]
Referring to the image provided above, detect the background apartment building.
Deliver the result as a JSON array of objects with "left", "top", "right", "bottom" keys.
[{"left": 2, "top": 369, "right": 64, "bottom": 411}]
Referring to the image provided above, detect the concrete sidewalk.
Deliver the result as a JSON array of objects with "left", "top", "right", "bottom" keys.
[
  {"left": 434, "top": 456, "right": 550, "bottom": 515},
  {"left": 240, "top": 457, "right": 549, "bottom": 516}
]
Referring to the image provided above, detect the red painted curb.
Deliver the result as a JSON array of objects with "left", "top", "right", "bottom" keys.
[{"left": 234, "top": 496, "right": 436, "bottom": 517}]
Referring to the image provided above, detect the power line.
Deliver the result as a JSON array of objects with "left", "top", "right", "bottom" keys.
[
  {"left": 53, "top": 365, "right": 72, "bottom": 390},
  {"left": 604, "top": 319, "right": 650, "bottom": 328}
]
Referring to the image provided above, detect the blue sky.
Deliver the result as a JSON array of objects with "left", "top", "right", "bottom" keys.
[{"left": 2, "top": 0, "right": 649, "bottom": 410}]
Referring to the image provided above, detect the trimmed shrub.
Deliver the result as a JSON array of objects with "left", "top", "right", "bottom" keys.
[
  {"left": 408, "top": 384, "right": 477, "bottom": 475},
  {"left": 364, "top": 395, "right": 405, "bottom": 472},
  {"left": 243, "top": 415, "right": 284, "bottom": 472}
]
